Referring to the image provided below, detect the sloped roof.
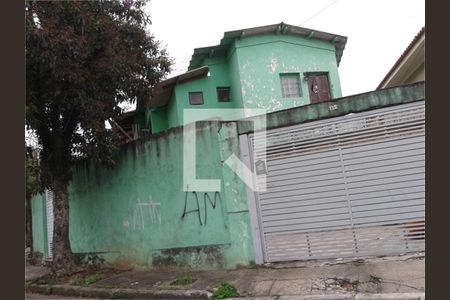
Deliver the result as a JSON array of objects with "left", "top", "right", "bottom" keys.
[
  {"left": 149, "top": 66, "right": 209, "bottom": 108},
  {"left": 188, "top": 22, "right": 348, "bottom": 70},
  {"left": 377, "top": 27, "right": 425, "bottom": 89},
  {"left": 149, "top": 23, "right": 348, "bottom": 109}
]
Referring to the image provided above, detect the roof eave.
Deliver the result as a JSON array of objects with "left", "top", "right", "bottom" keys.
[
  {"left": 149, "top": 66, "right": 210, "bottom": 109},
  {"left": 377, "top": 27, "right": 425, "bottom": 89},
  {"left": 188, "top": 22, "right": 348, "bottom": 70}
]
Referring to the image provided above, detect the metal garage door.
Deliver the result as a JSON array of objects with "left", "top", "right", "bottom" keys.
[{"left": 246, "top": 101, "right": 425, "bottom": 263}]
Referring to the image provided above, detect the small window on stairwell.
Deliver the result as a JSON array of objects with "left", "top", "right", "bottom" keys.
[
  {"left": 280, "top": 73, "right": 302, "bottom": 98},
  {"left": 189, "top": 92, "right": 204, "bottom": 105},
  {"left": 217, "top": 87, "right": 231, "bottom": 102}
]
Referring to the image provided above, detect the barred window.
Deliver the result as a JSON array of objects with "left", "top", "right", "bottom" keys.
[
  {"left": 280, "top": 74, "right": 301, "bottom": 98},
  {"left": 216, "top": 87, "right": 231, "bottom": 102}
]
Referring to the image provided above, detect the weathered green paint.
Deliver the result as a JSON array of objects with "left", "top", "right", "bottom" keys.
[
  {"left": 238, "top": 81, "right": 425, "bottom": 134},
  {"left": 150, "top": 31, "right": 343, "bottom": 132},
  {"left": 150, "top": 106, "right": 168, "bottom": 134},
  {"left": 234, "top": 34, "right": 342, "bottom": 112},
  {"left": 64, "top": 121, "right": 253, "bottom": 270},
  {"left": 228, "top": 46, "right": 244, "bottom": 109},
  {"left": 30, "top": 82, "right": 424, "bottom": 270},
  {"left": 167, "top": 58, "right": 237, "bottom": 127},
  {"left": 31, "top": 194, "right": 46, "bottom": 257}
]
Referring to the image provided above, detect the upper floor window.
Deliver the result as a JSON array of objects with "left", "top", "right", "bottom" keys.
[
  {"left": 216, "top": 87, "right": 231, "bottom": 102},
  {"left": 280, "top": 73, "right": 301, "bottom": 98},
  {"left": 189, "top": 92, "right": 204, "bottom": 105}
]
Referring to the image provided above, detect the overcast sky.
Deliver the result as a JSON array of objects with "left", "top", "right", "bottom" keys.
[
  {"left": 27, "top": 0, "right": 425, "bottom": 147},
  {"left": 146, "top": 0, "right": 424, "bottom": 97}
]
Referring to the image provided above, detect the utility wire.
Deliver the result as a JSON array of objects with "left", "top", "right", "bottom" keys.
[{"left": 299, "top": 0, "right": 339, "bottom": 26}]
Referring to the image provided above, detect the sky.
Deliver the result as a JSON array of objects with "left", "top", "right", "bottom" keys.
[
  {"left": 26, "top": 0, "right": 425, "bottom": 147},
  {"left": 146, "top": 0, "right": 424, "bottom": 97}
]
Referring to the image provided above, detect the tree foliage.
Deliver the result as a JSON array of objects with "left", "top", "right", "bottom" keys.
[
  {"left": 26, "top": 0, "right": 171, "bottom": 181},
  {"left": 26, "top": 146, "right": 42, "bottom": 200},
  {"left": 26, "top": 0, "right": 172, "bottom": 273}
]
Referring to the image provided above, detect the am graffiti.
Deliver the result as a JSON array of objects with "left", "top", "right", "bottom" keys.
[{"left": 181, "top": 191, "right": 228, "bottom": 228}]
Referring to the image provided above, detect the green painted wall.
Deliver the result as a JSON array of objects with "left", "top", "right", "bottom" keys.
[
  {"left": 31, "top": 194, "right": 47, "bottom": 258},
  {"left": 30, "top": 82, "right": 424, "bottom": 270},
  {"left": 234, "top": 34, "right": 342, "bottom": 112},
  {"left": 168, "top": 58, "right": 238, "bottom": 127},
  {"left": 151, "top": 33, "right": 343, "bottom": 132},
  {"left": 150, "top": 106, "right": 168, "bottom": 134},
  {"left": 167, "top": 93, "right": 179, "bottom": 129},
  {"left": 64, "top": 121, "right": 253, "bottom": 270},
  {"left": 228, "top": 45, "right": 244, "bottom": 109}
]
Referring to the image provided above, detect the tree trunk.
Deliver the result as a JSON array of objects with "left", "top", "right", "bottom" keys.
[{"left": 51, "top": 178, "right": 76, "bottom": 275}]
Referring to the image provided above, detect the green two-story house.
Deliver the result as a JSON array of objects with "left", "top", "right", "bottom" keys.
[{"left": 148, "top": 22, "right": 347, "bottom": 133}]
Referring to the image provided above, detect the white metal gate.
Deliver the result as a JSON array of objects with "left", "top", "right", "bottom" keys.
[
  {"left": 245, "top": 101, "right": 425, "bottom": 263},
  {"left": 45, "top": 189, "right": 54, "bottom": 260}
]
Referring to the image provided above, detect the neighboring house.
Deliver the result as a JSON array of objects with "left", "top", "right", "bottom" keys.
[
  {"left": 377, "top": 27, "right": 425, "bottom": 89},
  {"left": 149, "top": 22, "right": 347, "bottom": 133}
]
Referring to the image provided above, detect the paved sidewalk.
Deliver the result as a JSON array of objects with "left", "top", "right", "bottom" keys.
[
  {"left": 25, "top": 264, "right": 51, "bottom": 282},
  {"left": 94, "top": 253, "right": 424, "bottom": 297},
  {"left": 26, "top": 253, "right": 425, "bottom": 299}
]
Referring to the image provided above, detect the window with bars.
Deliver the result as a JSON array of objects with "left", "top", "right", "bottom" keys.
[
  {"left": 216, "top": 87, "right": 231, "bottom": 102},
  {"left": 280, "top": 73, "right": 301, "bottom": 98},
  {"left": 188, "top": 92, "right": 204, "bottom": 105}
]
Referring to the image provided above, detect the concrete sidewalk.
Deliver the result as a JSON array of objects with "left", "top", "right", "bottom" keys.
[
  {"left": 94, "top": 253, "right": 424, "bottom": 297},
  {"left": 25, "top": 264, "right": 51, "bottom": 282},
  {"left": 26, "top": 253, "right": 425, "bottom": 299}
]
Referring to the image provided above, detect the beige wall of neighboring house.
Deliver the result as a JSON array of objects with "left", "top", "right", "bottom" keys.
[{"left": 378, "top": 27, "right": 425, "bottom": 89}]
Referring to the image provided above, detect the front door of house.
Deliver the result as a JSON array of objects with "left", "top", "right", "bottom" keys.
[{"left": 307, "top": 74, "right": 331, "bottom": 104}]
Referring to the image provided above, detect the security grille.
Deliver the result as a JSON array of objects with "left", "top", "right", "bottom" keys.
[
  {"left": 249, "top": 101, "right": 425, "bottom": 262},
  {"left": 45, "top": 190, "right": 54, "bottom": 260}
]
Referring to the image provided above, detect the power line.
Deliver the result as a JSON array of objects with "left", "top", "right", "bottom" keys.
[{"left": 299, "top": 0, "right": 339, "bottom": 27}]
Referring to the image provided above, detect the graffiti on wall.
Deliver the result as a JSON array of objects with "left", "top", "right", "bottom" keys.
[
  {"left": 181, "top": 191, "right": 227, "bottom": 228},
  {"left": 130, "top": 196, "right": 162, "bottom": 230}
]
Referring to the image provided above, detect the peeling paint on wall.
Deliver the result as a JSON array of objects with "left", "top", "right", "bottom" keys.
[
  {"left": 152, "top": 245, "right": 226, "bottom": 270},
  {"left": 237, "top": 35, "right": 342, "bottom": 111},
  {"left": 267, "top": 54, "right": 278, "bottom": 74},
  {"left": 54, "top": 122, "right": 255, "bottom": 270},
  {"left": 30, "top": 83, "right": 425, "bottom": 269}
]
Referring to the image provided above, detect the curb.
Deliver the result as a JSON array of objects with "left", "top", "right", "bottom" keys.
[
  {"left": 27, "top": 284, "right": 213, "bottom": 299},
  {"left": 227, "top": 293, "right": 425, "bottom": 300},
  {"left": 26, "top": 284, "right": 425, "bottom": 300}
]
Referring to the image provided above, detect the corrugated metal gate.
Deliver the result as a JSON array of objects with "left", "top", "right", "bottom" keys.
[{"left": 245, "top": 101, "right": 425, "bottom": 263}]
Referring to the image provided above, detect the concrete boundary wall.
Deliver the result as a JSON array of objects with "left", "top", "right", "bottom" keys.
[{"left": 31, "top": 82, "right": 424, "bottom": 270}]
